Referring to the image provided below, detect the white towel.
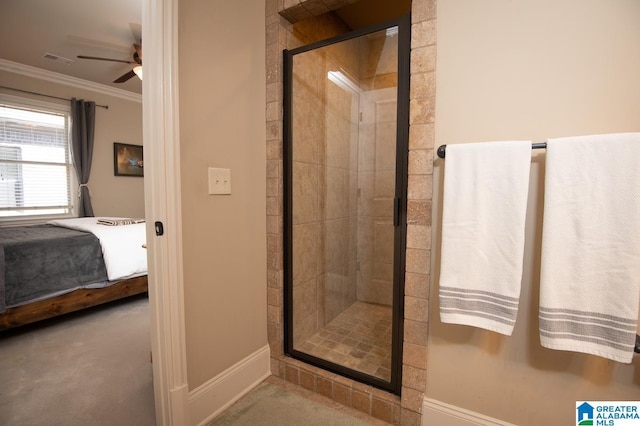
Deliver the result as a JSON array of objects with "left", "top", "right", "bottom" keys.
[
  {"left": 439, "top": 141, "right": 532, "bottom": 335},
  {"left": 540, "top": 133, "right": 640, "bottom": 363}
]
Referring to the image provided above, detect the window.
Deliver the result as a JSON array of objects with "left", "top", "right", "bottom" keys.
[{"left": 0, "top": 94, "right": 76, "bottom": 222}]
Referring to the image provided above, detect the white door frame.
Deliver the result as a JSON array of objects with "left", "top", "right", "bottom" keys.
[{"left": 142, "top": 0, "right": 189, "bottom": 424}]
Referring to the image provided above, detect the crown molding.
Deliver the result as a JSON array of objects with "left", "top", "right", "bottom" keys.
[{"left": 0, "top": 58, "right": 142, "bottom": 103}]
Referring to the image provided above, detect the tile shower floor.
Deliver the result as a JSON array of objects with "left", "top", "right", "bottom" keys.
[{"left": 296, "top": 301, "right": 392, "bottom": 381}]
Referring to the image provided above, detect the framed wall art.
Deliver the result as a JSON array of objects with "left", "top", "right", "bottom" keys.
[{"left": 113, "top": 142, "right": 144, "bottom": 177}]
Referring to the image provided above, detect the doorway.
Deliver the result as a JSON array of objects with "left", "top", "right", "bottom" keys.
[{"left": 283, "top": 14, "right": 410, "bottom": 395}]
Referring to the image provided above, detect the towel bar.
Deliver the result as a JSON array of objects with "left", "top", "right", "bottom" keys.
[
  {"left": 436, "top": 142, "right": 548, "bottom": 159},
  {"left": 636, "top": 334, "right": 640, "bottom": 354}
]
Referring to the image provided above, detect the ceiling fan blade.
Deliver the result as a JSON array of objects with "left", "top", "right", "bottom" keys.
[
  {"left": 129, "top": 23, "right": 142, "bottom": 45},
  {"left": 114, "top": 69, "right": 136, "bottom": 83},
  {"left": 77, "top": 55, "right": 135, "bottom": 64}
]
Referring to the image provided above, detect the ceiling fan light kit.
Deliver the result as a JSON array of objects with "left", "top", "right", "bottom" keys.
[{"left": 133, "top": 65, "right": 143, "bottom": 80}]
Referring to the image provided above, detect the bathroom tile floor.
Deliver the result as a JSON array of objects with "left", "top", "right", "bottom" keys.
[{"left": 296, "top": 301, "right": 393, "bottom": 381}]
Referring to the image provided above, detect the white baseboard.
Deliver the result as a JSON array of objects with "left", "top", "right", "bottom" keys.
[
  {"left": 422, "top": 398, "right": 516, "bottom": 426},
  {"left": 188, "top": 345, "right": 271, "bottom": 426}
]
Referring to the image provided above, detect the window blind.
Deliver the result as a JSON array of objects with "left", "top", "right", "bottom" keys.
[{"left": 0, "top": 102, "right": 73, "bottom": 218}]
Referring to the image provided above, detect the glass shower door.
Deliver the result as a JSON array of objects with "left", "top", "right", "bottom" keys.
[{"left": 284, "top": 15, "right": 409, "bottom": 394}]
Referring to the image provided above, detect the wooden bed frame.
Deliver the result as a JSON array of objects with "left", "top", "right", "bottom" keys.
[{"left": 0, "top": 275, "right": 148, "bottom": 331}]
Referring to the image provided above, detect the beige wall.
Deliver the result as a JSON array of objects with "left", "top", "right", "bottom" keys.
[
  {"left": 178, "top": 0, "right": 267, "bottom": 390},
  {"left": 429, "top": 1, "right": 640, "bottom": 425},
  {"left": 357, "top": 86, "right": 397, "bottom": 307},
  {"left": 0, "top": 70, "right": 144, "bottom": 218},
  {"left": 357, "top": 32, "right": 398, "bottom": 307}
]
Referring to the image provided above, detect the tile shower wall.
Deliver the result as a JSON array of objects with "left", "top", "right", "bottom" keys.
[
  {"left": 291, "top": 26, "right": 360, "bottom": 345},
  {"left": 266, "top": 0, "right": 436, "bottom": 424},
  {"left": 291, "top": 44, "right": 324, "bottom": 344},
  {"left": 293, "top": 18, "right": 399, "bottom": 340}
]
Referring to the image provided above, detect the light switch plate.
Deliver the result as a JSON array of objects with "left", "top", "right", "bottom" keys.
[{"left": 208, "top": 167, "right": 231, "bottom": 195}]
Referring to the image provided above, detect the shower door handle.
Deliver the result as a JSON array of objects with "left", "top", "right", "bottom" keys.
[{"left": 393, "top": 197, "right": 401, "bottom": 227}]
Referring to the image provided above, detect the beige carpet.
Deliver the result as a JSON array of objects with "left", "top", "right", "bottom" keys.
[
  {"left": 210, "top": 377, "right": 390, "bottom": 426},
  {"left": 0, "top": 295, "right": 390, "bottom": 425},
  {"left": 0, "top": 294, "right": 155, "bottom": 425}
]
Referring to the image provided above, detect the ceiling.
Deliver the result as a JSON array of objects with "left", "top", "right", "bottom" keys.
[
  {"left": 335, "top": 0, "right": 411, "bottom": 30},
  {"left": 0, "top": 0, "right": 143, "bottom": 94},
  {"left": 0, "top": 0, "right": 411, "bottom": 97}
]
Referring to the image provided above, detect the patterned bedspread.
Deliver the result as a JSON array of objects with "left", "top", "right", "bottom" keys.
[{"left": 0, "top": 224, "right": 108, "bottom": 313}]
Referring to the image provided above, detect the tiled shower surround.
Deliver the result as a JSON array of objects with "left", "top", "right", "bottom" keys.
[
  {"left": 291, "top": 23, "right": 397, "bottom": 346},
  {"left": 290, "top": 32, "right": 359, "bottom": 345},
  {"left": 266, "top": 0, "right": 436, "bottom": 424},
  {"left": 299, "top": 301, "right": 393, "bottom": 381}
]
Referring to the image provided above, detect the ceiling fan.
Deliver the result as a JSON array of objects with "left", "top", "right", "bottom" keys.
[{"left": 77, "top": 26, "right": 143, "bottom": 83}]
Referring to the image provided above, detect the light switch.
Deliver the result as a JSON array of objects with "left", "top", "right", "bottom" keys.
[{"left": 208, "top": 167, "right": 231, "bottom": 195}]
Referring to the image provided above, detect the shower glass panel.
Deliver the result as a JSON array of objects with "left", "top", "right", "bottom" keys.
[{"left": 284, "top": 15, "right": 409, "bottom": 394}]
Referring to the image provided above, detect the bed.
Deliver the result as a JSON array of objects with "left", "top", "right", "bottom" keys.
[{"left": 0, "top": 217, "right": 148, "bottom": 331}]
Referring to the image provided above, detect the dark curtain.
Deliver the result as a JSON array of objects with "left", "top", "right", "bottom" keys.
[{"left": 70, "top": 98, "right": 96, "bottom": 217}]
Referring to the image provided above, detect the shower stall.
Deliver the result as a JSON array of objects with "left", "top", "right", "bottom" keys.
[{"left": 283, "top": 15, "right": 410, "bottom": 394}]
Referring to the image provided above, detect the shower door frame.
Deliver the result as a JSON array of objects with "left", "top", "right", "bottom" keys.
[{"left": 283, "top": 14, "right": 410, "bottom": 396}]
